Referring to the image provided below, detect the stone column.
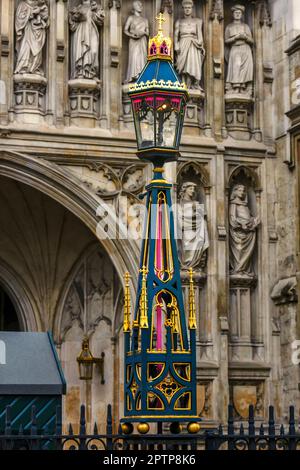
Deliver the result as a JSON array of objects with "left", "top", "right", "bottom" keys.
[
  {"left": 209, "top": 0, "right": 225, "bottom": 140},
  {"left": 216, "top": 147, "right": 229, "bottom": 421},
  {"left": 109, "top": 1, "right": 122, "bottom": 130},
  {"left": 229, "top": 275, "right": 257, "bottom": 361},
  {"left": 55, "top": 0, "right": 68, "bottom": 127}
]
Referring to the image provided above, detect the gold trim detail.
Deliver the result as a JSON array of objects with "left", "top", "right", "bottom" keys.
[
  {"left": 123, "top": 272, "right": 131, "bottom": 332},
  {"left": 139, "top": 265, "right": 149, "bottom": 329},
  {"left": 188, "top": 268, "right": 197, "bottom": 330},
  {"left": 129, "top": 79, "right": 187, "bottom": 93},
  {"left": 155, "top": 374, "right": 182, "bottom": 403}
]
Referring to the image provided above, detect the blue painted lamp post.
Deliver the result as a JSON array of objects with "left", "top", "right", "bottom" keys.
[{"left": 121, "top": 14, "right": 200, "bottom": 435}]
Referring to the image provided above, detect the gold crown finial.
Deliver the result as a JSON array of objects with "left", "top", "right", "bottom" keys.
[{"left": 148, "top": 12, "right": 172, "bottom": 60}]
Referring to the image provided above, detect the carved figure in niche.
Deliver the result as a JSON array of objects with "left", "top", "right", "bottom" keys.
[
  {"left": 225, "top": 4, "right": 254, "bottom": 95},
  {"left": 177, "top": 182, "right": 209, "bottom": 269},
  {"left": 124, "top": 1, "right": 149, "bottom": 83},
  {"left": 229, "top": 184, "right": 260, "bottom": 277},
  {"left": 14, "top": 0, "right": 49, "bottom": 75},
  {"left": 69, "top": 0, "right": 105, "bottom": 80},
  {"left": 174, "top": 0, "right": 205, "bottom": 90}
]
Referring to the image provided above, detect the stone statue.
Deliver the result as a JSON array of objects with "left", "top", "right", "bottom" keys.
[
  {"left": 14, "top": 0, "right": 49, "bottom": 75},
  {"left": 174, "top": 0, "right": 205, "bottom": 90},
  {"left": 69, "top": 0, "right": 105, "bottom": 80},
  {"left": 124, "top": 1, "right": 149, "bottom": 83},
  {"left": 225, "top": 4, "right": 254, "bottom": 95},
  {"left": 177, "top": 182, "right": 209, "bottom": 269},
  {"left": 229, "top": 184, "right": 260, "bottom": 277}
]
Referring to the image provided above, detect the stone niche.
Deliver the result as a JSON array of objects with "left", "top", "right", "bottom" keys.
[
  {"left": 68, "top": 0, "right": 105, "bottom": 127},
  {"left": 224, "top": 1, "right": 254, "bottom": 140},
  {"left": 177, "top": 161, "right": 214, "bottom": 360},
  {"left": 120, "top": 0, "right": 154, "bottom": 128},
  {"left": 173, "top": 0, "right": 206, "bottom": 133},
  {"left": 227, "top": 166, "right": 263, "bottom": 362},
  {"left": 13, "top": 0, "right": 49, "bottom": 123}
]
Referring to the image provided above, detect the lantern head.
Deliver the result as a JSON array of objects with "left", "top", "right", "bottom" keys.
[{"left": 128, "top": 14, "right": 189, "bottom": 166}]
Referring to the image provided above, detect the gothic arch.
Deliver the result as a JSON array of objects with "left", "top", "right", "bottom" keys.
[
  {"left": 177, "top": 160, "right": 211, "bottom": 191},
  {"left": 53, "top": 242, "right": 122, "bottom": 343},
  {"left": 227, "top": 164, "right": 262, "bottom": 192},
  {"left": 0, "top": 259, "right": 39, "bottom": 331},
  {"left": 0, "top": 150, "right": 139, "bottom": 294}
]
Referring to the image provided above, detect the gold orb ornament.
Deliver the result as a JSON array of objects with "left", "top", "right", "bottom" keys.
[
  {"left": 187, "top": 422, "right": 200, "bottom": 434},
  {"left": 121, "top": 422, "right": 133, "bottom": 435},
  {"left": 137, "top": 422, "right": 150, "bottom": 434}
]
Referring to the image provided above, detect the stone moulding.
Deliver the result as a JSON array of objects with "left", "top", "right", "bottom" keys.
[{"left": 230, "top": 274, "right": 257, "bottom": 289}]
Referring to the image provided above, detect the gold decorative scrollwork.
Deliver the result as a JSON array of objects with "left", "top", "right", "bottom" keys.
[{"left": 155, "top": 373, "right": 183, "bottom": 403}]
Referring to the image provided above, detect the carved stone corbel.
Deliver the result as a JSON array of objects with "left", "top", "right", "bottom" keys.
[
  {"left": 210, "top": 0, "right": 223, "bottom": 22},
  {"left": 160, "top": 0, "right": 173, "bottom": 14}
]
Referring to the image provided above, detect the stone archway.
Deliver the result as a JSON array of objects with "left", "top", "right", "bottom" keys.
[
  {"left": 0, "top": 151, "right": 140, "bottom": 429},
  {"left": 0, "top": 261, "right": 38, "bottom": 331},
  {"left": 0, "top": 150, "right": 139, "bottom": 293}
]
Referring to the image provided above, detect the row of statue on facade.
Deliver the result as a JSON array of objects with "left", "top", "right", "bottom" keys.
[
  {"left": 177, "top": 181, "right": 259, "bottom": 277},
  {"left": 14, "top": 0, "right": 254, "bottom": 95}
]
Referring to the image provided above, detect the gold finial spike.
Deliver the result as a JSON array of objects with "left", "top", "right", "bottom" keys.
[
  {"left": 188, "top": 268, "right": 197, "bottom": 330},
  {"left": 139, "top": 265, "right": 149, "bottom": 329},
  {"left": 123, "top": 272, "right": 131, "bottom": 332},
  {"left": 156, "top": 12, "right": 166, "bottom": 33}
]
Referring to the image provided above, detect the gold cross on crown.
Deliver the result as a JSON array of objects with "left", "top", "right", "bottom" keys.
[{"left": 156, "top": 12, "right": 166, "bottom": 32}]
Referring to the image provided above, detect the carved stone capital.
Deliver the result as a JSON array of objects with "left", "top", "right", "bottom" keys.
[
  {"left": 13, "top": 74, "right": 47, "bottom": 112},
  {"left": 68, "top": 79, "right": 101, "bottom": 121},
  {"left": 230, "top": 274, "right": 257, "bottom": 289},
  {"left": 160, "top": 0, "right": 173, "bottom": 14},
  {"left": 225, "top": 94, "right": 254, "bottom": 140},
  {"left": 210, "top": 0, "right": 223, "bottom": 22}
]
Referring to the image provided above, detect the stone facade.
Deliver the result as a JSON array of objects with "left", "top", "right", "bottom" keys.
[{"left": 0, "top": 0, "right": 299, "bottom": 431}]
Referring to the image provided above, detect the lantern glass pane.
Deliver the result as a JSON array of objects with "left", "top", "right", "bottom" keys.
[
  {"left": 79, "top": 361, "right": 93, "bottom": 380},
  {"left": 133, "top": 97, "right": 155, "bottom": 150},
  {"left": 155, "top": 95, "right": 181, "bottom": 150}
]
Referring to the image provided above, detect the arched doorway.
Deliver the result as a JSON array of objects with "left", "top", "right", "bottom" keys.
[{"left": 0, "top": 285, "right": 21, "bottom": 331}]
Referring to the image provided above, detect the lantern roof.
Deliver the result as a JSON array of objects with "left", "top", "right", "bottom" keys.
[{"left": 128, "top": 13, "right": 188, "bottom": 96}]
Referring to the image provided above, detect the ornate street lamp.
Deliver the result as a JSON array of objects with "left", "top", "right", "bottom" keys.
[
  {"left": 77, "top": 337, "right": 105, "bottom": 383},
  {"left": 121, "top": 14, "right": 200, "bottom": 435}
]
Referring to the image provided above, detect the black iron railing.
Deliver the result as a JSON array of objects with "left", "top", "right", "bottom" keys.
[{"left": 0, "top": 404, "right": 299, "bottom": 450}]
